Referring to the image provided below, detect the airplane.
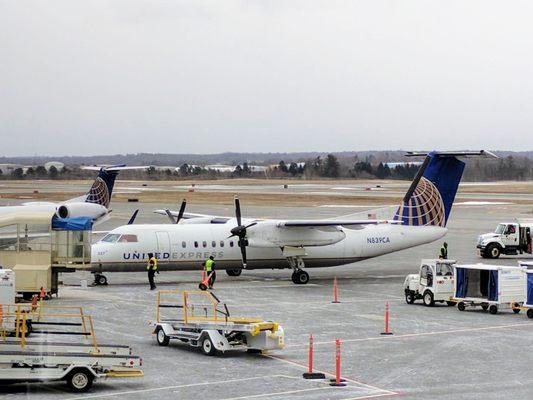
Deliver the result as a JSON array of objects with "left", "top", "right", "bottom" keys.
[
  {"left": 90, "top": 150, "right": 497, "bottom": 285},
  {"left": 0, "top": 165, "right": 139, "bottom": 224}
]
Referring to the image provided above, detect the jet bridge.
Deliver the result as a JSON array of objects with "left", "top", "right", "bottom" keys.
[{"left": 0, "top": 211, "right": 92, "bottom": 298}]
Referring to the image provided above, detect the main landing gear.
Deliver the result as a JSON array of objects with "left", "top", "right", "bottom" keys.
[
  {"left": 288, "top": 256, "right": 310, "bottom": 285},
  {"left": 225, "top": 269, "right": 242, "bottom": 277},
  {"left": 93, "top": 273, "right": 108, "bottom": 286}
]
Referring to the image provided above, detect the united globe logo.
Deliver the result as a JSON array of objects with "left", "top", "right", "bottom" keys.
[
  {"left": 394, "top": 177, "right": 446, "bottom": 227},
  {"left": 86, "top": 177, "right": 110, "bottom": 208}
]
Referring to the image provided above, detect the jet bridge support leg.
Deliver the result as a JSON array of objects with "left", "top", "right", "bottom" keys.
[{"left": 287, "top": 257, "right": 309, "bottom": 285}]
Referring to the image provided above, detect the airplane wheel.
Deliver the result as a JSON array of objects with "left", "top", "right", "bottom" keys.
[
  {"left": 226, "top": 269, "right": 242, "bottom": 277},
  {"left": 527, "top": 309, "right": 533, "bottom": 319},
  {"left": 292, "top": 270, "right": 309, "bottom": 285}
]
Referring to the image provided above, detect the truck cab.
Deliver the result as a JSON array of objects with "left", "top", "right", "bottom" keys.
[
  {"left": 404, "top": 259, "right": 456, "bottom": 306},
  {"left": 477, "top": 222, "right": 533, "bottom": 259}
]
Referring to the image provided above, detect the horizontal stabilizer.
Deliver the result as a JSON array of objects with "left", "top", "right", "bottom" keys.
[{"left": 405, "top": 150, "right": 498, "bottom": 159}]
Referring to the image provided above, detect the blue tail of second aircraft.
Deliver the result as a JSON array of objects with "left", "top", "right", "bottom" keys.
[
  {"left": 394, "top": 151, "right": 466, "bottom": 227},
  {"left": 85, "top": 167, "right": 121, "bottom": 208}
]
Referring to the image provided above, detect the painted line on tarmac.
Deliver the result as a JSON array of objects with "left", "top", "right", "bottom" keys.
[
  {"left": 218, "top": 386, "right": 343, "bottom": 400},
  {"left": 286, "top": 322, "right": 533, "bottom": 348},
  {"left": 263, "top": 354, "right": 398, "bottom": 397},
  {"left": 62, "top": 375, "right": 285, "bottom": 400}
]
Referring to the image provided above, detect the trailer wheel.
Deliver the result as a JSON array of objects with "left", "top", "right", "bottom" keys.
[
  {"left": 405, "top": 292, "right": 415, "bottom": 304},
  {"left": 423, "top": 291, "right": 434, "bottom": 307},
  {"left": 457, "top": 302, "right": 466, "bottom": 311},
  {"left": 485, "top": 244, "right": 501, "bottom": 259},
  {"left": 489, "top": 305, "right": 498, "bottom": 315},
  {"left": 527, "top": 309, "right": 533, "bottom": 319},
  {"left": 200, "top": 336, "right": 217, "bottom": 356},
  {"left": 156, "top": 328, "right": 170, "bottom": 346},
  {"left": 67, "top": 369, "right": 94, "bottom": 392}
]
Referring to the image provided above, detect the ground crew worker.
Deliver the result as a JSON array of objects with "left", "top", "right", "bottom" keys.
[
  {"left": 439, "top": 242, "right": 448, "bottom": 259},
  {"left": 147, "top": 253, "right": 159, "bottom": 290},
  {"left": 204, "top": 256, "right": 216, "bottom": 289}
]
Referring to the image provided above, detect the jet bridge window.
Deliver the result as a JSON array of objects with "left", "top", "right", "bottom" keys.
[
  {"left": 101, "top": 234, "right": 120, "bottom": 243},
  {"left": 118, "top": 234, "right": 138, "bottom": 243}
]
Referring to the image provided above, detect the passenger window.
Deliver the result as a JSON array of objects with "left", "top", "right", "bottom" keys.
[
  {"left": 194, "top": 241, "right": 198, "bottom": 248},
  {"left": 212, "top": 241, "right": 216, "bottom": 248},
  {"left": 182, "top": 241, "right": 186, "bottom": 248},
  {"left": 202, "top": 241, "right": 207, "bottom": 248},
  {"left": 220, "top": 241, "right": 224, "bottom": 247},
  {"left": 229, "top": 241, "right": 234, "bottom": 247},
  {"left": 118, "top": 234, "right": 138, "bottom": 243}
]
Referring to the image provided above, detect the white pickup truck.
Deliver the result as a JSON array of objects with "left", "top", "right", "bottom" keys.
[{"left": 404, "top": 259, "right": 456, "bottom": 306}]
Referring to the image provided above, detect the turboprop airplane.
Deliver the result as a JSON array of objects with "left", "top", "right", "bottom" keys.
[
  {"left": 90, "top": 150, "right": 497, "bottom": 285},
  {"left": 0, "top": 165, "right": 139, "bottom": 224}
]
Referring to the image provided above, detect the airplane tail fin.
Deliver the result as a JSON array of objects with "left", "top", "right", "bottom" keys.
[
  {"left": 84, "top": 167, "right": 121, "bottom": 208},
  {"left": 393, "top": 150, "right": 496, "bottom": 227}
]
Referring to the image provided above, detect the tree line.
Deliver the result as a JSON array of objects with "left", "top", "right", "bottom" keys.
[{"left": 2, "top": 154, "right": 533, "bottom": 181}]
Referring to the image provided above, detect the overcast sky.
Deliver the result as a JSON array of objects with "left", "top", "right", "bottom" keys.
[{"left": 1, "top": 1, "right": 533, "bottom": 156}]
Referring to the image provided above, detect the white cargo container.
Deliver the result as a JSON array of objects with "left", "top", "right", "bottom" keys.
[
  {"left": 453, "top": 263, "right": 524, "bottom": 314},
  {"left": 0, "top": 269, "right": 15, "bottom": 304}
]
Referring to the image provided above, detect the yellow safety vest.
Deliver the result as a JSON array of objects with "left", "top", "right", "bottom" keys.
[
  {"left": 147, "top": 257, "right": 158, "bottom": 271},
  {"left": 205, "top": 259, "right": 214, "bottom": 272}
]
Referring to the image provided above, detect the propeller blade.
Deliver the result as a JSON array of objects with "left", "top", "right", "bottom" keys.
[
  {"left": 235, "top": 197, "right": 242, "bottom": 227},
  {"left": 127, "top": 210, "right": 139, "bottom": 225},
  {"left": 239, "top": 241, "right": 247, "bottom": 268},
  {"left": 176, "top": 199, "right": 187, "bottom": 223},
  {"left": 164, "top": 209, "right": 177, "bottom": 223}
]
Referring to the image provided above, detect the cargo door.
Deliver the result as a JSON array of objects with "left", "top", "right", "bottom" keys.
[{"left": 155, "top": 231, "right": 171, "bottom": 253}]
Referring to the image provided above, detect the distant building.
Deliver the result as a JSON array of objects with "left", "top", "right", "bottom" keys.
[
  {"left": 44, "top": 161, "right": 65, "bottom": 172},
  {"left": 205, "top": 164, "right": 267, "bottom": 173},
  {"left": 385, "top": 161, "right": 423, "bottom": 169},
  {"left": 0, "top": 164, "right": 23, "bottom": 175}
]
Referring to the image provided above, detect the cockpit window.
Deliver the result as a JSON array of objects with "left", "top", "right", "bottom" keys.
[
  {"left": 118, "top": 234, "right": 138, "bottom": 243},
  {"left": 101, "top": 234, "right": 120, "bottom": 243}
]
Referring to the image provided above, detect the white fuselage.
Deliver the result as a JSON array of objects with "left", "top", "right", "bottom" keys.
[{"left": 90, "top": 221, "right": 447, "bottom": 273}]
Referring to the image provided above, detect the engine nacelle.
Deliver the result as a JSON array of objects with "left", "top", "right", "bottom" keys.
[
  {"left": 56, "top": 202, "right": 108, "bottom": 219},
  {"left": 247, "top": 223, "right": 346, "bottom": 247}
]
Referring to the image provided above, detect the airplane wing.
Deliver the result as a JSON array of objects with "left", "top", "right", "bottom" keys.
[
  {"left": 275, "top": 219, "right": 401, "bottom": 227},
  {"left": 153, "top": 210, "right": 232, "bottom": 223}
]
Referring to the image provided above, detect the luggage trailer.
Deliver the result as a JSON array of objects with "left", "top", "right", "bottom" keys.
[
  {"left": 153, "top": 290, "right": 285, "bottom": 356},
  {"left": 510, "top": 263, "right": 533, "bottom": 318},
  {"left": 0, "top": 303, "right": 143, "bottom": 392},
  {"left": 452, "top": 263, "right": 525, "bottom": 314}
]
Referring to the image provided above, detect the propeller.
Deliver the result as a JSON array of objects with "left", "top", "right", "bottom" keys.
[
  {"left": 127, "top": 210, "right": 139, "bottom": 225},
  {"left": 164, "top": 199, "right": 187, "bottom": 224},
  {"left": 228, "top": 197, "right": 256, "bottom": 268}
]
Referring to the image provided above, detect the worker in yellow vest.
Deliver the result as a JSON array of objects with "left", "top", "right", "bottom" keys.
[
  {"left": 204, "top": 256, "right": 216, "bottom": 289},
  {"left": 147, "top": 253, "right": 159, "bottom": 290}
]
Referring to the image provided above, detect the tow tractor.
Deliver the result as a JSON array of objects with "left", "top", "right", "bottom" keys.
[
  {"left": 404, "top": 259, "right": 456, "bottom": 306},
  {"left": 0, "top": 302, "right": 143, "bottom": 392},
  {"left": 153, "top": 290, "right": 284, "bottom": 356}
]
